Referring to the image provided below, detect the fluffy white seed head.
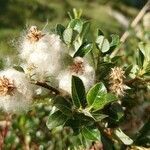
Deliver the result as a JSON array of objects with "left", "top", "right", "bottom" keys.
[
  {"left": 19, "top": 26, "right": 65, "bottom": 60},
  {"left": 26, "top": 50, "right": 61, "bottom": 81},
  {"left": 19, "top": 26, "right": 66, "bottom": 81},
  {"left": 0, "top": 69, "right": 33, "bottom": 113},
  {"left": 58, "top": 57, "right": 95, "bottom": 94}
]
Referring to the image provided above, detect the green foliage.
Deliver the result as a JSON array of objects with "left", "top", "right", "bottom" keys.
[
  {"left": 53, "top": 96, "right": 72, "bottom": 116},
  {"left": 71, "top": 76, "right": 86, "bottom": 108},
  {"left": 46, "top": 110, "right": 68, "bottom": 130},
  {"left": 73, "top": 43, "right": 93, "bottom": 58},
  {"left": 44, "top": 8, "right": 150, "bottom": 149},
  {"left": 96, "top": 35, "right": 110, "bottom": 53},
  {"left": 81, "top": 127, "right": 101, "bottom": 141},
  {"left": 87, "top": 83, "right": 117, "bottom": 111},
  {"left": 87, "top": 82, "right": 107, "bottom": 106},
  {"left": 63, "top": 28, "right": 73, "bottom": 45},
  {"left": 114, "top": 128, "right": 133, "bottom": 145}
]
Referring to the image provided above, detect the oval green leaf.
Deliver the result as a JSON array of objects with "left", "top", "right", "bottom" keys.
[
  {"left": 63, "top": 28, "right": 73, "bottom": 45},
  {"left": 68, "top": 19, "right": 83, "bottom": 33},
  {"left": 46, "top": 111, "right": 68, "bottom": 130},
  {"left": 81, "top": 127, "right": 101, "bottom": 141},
  {"left": 71, "top": 76, "right": 86, "bottom": 108},
  {"left": 53, "top": 96, "right": 72, "bottom": 116},
  {"left": 92, "top": 93, "right": 117, "bottom": 111},
  {"left": 96, "top": 35, "right": 110, "bottom": 53},
  {"left": 73, "top": 43, "right": 93, "bottom": 58},
  {"left": 87, "top": 82, "right": 107, "bottom": 106}
]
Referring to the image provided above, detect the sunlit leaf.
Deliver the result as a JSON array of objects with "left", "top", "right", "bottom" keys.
[
  {"left": 96, "top": 35, "right": 110, "bottom": 53},
  {"left": 81, "top": 127, "right": 101, "bottom": 141},
  {"left": 87, "top": 82, "right": 107, "bottom": 106},
  {"left": 68, "top": 19, "right": 83, "bottom": 33},
  {"left": 91, "top": 93, "right": 117, "bottom": 111},
  {"left": 115, "top": 128, "right": 133, "bottom": 145},
  {"left": 63, "top": 28, "right": 73, "bottom": 44}
]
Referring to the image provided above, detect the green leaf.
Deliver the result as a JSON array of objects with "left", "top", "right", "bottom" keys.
[
  {"left": 73, "top": 43, "right": 93, "bottom": 58},
  {"left": 139, "top": 42, "right": 150, "bottom": 61},
  {"left": 137, "top": 49, "right": 144, "bottom": 68},
  {"left": 63, "top": 28, "right": 73, "bottom": 44},
  {"left": 125, "top": 65, "right": 133, "bottom": 76},
  {"left": 13, "top": 66, "right": 24, "bottom": 72},
  {"left": 109, "top": 34, "right": 120, "bottom": 50},
  {"left": 97, "top": 29, "right": 104, "bottom": 36},
  {"left": 96, "top": 35, "right": 110, "bottom": 53},
  {"left": 56, "top": 24, "right": 65, "bottom": 38},
  {"left": 46, "top": 111, "right": 68, "bottom": 130},
  {"left": 72, "top": 76, "right": 86, "bottom": 108},
  {"left": 65, "top": 118, "right": 80, "bottom": 135},
  {"left": 87, "top": 82, "right": 107, "bottom": 106},
  {"left": 81, "top": 127, "right": 101, "bottom": 141},
  {"left": 80, "top": 21, "right": 90, "bottom": 38},
  {"left": 73, "top": 38, "right": 82, "bottom": 51},
  {"left": 53, "top": 96, "right": 72, "bottom": 116},
  {"left": 111, "top": 56, "right": 122, "bottom": 63},
  {"left": 92, "top": 93, "right": 117, "bottom": 111},
  {"left": 68, "top": 19, "right": 83, "bottom": 33},
  {"left": 138, "top": 42, "right": 146, "bottom": 57},
  {"left": 134, "top": 119, "right": 150, "bottom": 146},
  {"left": 92, "top": 113, "right": 108, "bottom": 122},
  {"left": 114, "top": 128, "right": 133, "bottom": 145},
  {"left": 73, "top": 8, "right": 82, "bottom": 19}
]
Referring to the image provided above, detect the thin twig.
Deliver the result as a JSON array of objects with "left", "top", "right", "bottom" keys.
[
  {"left": 35, "top": 81, "right": 60, "bottom": 95},
  {"left": 111, "top": 1, "right": 150, "bottom": 58}
]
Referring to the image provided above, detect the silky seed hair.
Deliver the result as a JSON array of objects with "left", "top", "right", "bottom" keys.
[
  {"left": 20, "top": 25, "right": 67, "bottom": 82},
  {"left": 58, "top": 57, "right": 95, "bottom": 94},
  {"left": 0, "top": 69, "right": 33, "bottom": 113}
]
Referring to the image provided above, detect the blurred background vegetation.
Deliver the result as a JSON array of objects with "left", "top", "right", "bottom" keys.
[
  {"left": 0, "top": 0, "right": 149, "bottom": 149},
  {"left": 0, "top": 0, "right": 148, "bottom": 56}
]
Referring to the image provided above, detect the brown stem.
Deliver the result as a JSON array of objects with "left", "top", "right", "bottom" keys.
[{"left": 35, "top": 81, "right": 60, "bottom": 95}]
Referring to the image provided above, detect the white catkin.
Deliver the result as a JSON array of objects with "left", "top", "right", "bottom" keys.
[
  {"left": 19, "top": 27, "right": 66, "bottom": 82},
  {"left": 58, "top": 57, "right": 95, "bottom": 94},
  {"left": 0, "top": 69, "right": 33, "bottom": 113}
]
